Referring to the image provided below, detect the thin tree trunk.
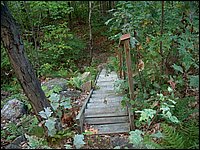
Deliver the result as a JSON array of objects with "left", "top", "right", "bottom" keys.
[
  {"left": 1, "top": 3, "right": 51, "bottom": 121},
  {"left": 89, "top": 1, "right": 93, "bottom": 64},
  {"left": 68, "top": 1, "right": 72, "bottom": 28},
  {"left": 160, "top": 1, "right": 164, "bottom": 74}
]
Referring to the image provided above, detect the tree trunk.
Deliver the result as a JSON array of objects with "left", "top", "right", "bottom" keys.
[
  {"left": 68, "top": 1, "right": 72, "bottom": 28},
  {"left": 89, "top": 1, "right": 93, "bottom": 64},
  {"left": 1, "top": 3, "right": 51, "bottom": 121},
  {"left": 160, "top": 1, "right": 164, "bottom": 75}
]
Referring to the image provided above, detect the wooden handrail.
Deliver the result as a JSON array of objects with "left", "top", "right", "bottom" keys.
[
  {"left": 118, "top": 33, "right": 135, "bottom": 130},
  {"left": 75, "top": 68, "right": 102, "bottom": 133}
]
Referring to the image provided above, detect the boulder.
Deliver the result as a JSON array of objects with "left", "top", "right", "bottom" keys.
[
  {"left": 1, "top": 99, "right": 26, "bottom": 122},
  {"left": 60, "top": 89, "right": 81, "bottom": 98},
  {"left": 42, "top": 78, "right": 68, "bottom": 91}
]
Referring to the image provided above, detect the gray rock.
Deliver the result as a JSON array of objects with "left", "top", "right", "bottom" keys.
[
  {"left": 60, "top": 90, "right": 81, "bottom": 98},
  {"left": 12, "top": 135, "right": 26, "bottom": 145},
  {"left": 5, "top": 143, "right": 21, "bottom": 149},
  {"left": 42, "top": 78, "right": 68, "bottom": 91},
  {"left": 5, "top": 135, "right": 26, "bottom": 149},
  {"left": 1, "top": 99, "right": 26, "bottom": 122},
  {"left": 110, "top": 136, "right": 134, "bottom": 149}
]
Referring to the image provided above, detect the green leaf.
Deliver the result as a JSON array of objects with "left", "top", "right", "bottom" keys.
[
  {"left": 129, "top": 130, "right": 144, "bottom": 147},
  {"left": 105, "top": 18, "right": 114, "bottom": 25},
  {"left": 39, "top": 107, "right": 53, "bottom": 119},
  {"left": 45, "top": 117, "right": 57, "bottom": 136},
  {"left": 169, "top": 115, "right": 179, "bottom": 123},
  {"left": 150, "top": 131, "right": 164, "bottom": 139},
  {"left": 49, "top": 93, "right": 60, "bottom": 102},
  {"left": 73, "top": 134, "right": 85, "bottom": 149},
  {"left": 167, "top": 86, "right": 173, "bottom": 93},
  {"left": 172, "top": 64, "right": 183, "bottom": 73},
  {"left": 50, "top": 102, "right": 59, "bottom": 111},
  {"left": 64, "top": 144, "right": 72, "bottom": 149},
  {"left": 189, "top": 75, "right": 199, "bottom": 88}
]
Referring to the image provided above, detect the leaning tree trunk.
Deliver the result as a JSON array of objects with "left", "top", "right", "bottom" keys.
[{"left": 1, "top": 3, "right": 51, "bottom": 121}]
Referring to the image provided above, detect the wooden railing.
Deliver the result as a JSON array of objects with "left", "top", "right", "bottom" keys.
[
  {"left": 118, "top": 33, "right": 135, "bottom": 130},
  {"left": 75, "top": 69, "right": 102, "bottom": 133}
]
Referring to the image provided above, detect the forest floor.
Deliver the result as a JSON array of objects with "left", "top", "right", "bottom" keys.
[{"left": 1, "top": 21, "right": 130, "bottom": 149}]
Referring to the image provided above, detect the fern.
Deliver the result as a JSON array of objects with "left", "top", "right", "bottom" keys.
[
  {"left": 161, "top": 123, "right": 184, "bottom": 149},
  {"left": 143, "top": 134, "right": 163, "bottom": 149},
  {"left": 173, "top": 97, "right": 197, "bottom": 122},
  {"left": 179, "top": 120, "right": 199, "bottom": 149}
]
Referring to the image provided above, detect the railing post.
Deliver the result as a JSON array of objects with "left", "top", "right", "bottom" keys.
[
  {"left": 119, "top": 33, "right": 135, "bottom": 130},
  {"left": 118, "top": 46, "right": 123, "bottom": 79}
]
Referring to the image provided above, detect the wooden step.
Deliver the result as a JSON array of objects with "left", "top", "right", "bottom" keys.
[
  {"left": 89, "top": 96, "right": 123, "bottom": 102},
  {"left": 85, "top": 109, "right": 128, "bottom": 118},
  {"left": 85, "top": 106, "right": 127, "bottom": 114},
  {"left": 85, "top": 122, "right": 130, "bottom": 134},
  {"left": 91, "top": 92, "right": 117, "bottom": 97},
  {"left": 86, "top": 102, "right": 122, "bottom": 108},
  {"left": 85, "top": 116, "right": 129, "bottom": 125}
]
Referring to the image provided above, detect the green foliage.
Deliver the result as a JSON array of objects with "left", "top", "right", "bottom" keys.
[
  {"left": 39, "top": 107, "right": 57, "bottom": 137},
  {"left": 49, "top": 93, "right": 72, "bottom": 110},
  {"left": 129, "top": 130, "right": 144, "bottom": 148},
  {"left": 172, "top": 64, "right": 183, "bottom": 73},
  {"left": 173, "top": 96, "right": 198, "bottom": 122},
  {"left": 67, "top": 76, "right": 82, "bottom": 90},
  {"left": 114, "top": 79, "right": 128, "bottom": 94},
  {"left": 135, "top": 109, "right": 156, "bottom": 126},
  {"left": 25, "top": 134, "right": 51, "bottom": 149},
  {"left": 160, "top": 123, "right": 184, "bottom": 149},
  {"left": 179, "top": 120, "right": 199, "bottom": 149},
  {"left": 38, "top": 63, "right": 53, "bottom": 77},
  {"left": 128, "top": 129, "right": 163, "bottom": 149},
  {"left": 73, "top": 134, "right": 85, "bottom": 149},
  {"left": 189, "top": 75, "right": 199, "bottom": 88}
]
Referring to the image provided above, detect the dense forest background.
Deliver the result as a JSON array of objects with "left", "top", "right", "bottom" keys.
[{"left": 1, "top": 1, "right": 199, "bottom": 149}]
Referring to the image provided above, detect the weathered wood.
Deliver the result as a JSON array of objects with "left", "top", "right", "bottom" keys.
[
  {"left": 92, "top": 91, "right": 115, "bottom": 95},
  {"left": 89, "top": 123, "right": 130, "bottom": 134},
  {"left": 85, "top": 110, "right": 128, "bottom": 118},
  {"left": 85, "top": 106, "right": 127, "bottom": 114},
  {"left": 118, "top": 47, "right": 123, "bottom": 79},
  {"left": 89, "top": 97, "right": 122, "bottom": 103},
  {"left": 85, "top": 116, "right": 129, "bottom": 124},
  {"left": 124, "top": 39, "right": 135, "bottom": 130},
  {"left": 76, "top": 89, "right": 93, "bottom": 133},
  {"left": 76, "top": 68, "right": 102, "bottom": 133},
  {"left": 87, "top": 102, "right": 123, "bottom": 108},
  {"left": 124, "top": 40, "right": 134, "bottom": 100}
]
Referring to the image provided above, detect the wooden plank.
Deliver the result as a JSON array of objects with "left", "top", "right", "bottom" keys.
[
  {"left": 92, "top": 91, "right": 116, "bottom": 95},
  {"left": 85, "top": 106, "right": 127, "bottom": 114},
  {"left": 89, "top": 99, "right": 122, "bottom": 103},
  {"left": 89, "top": 96, "right": 122, "bottom": 100},
  {"left": 85, "top": 110, "right": 128, "bottom": 118},
  {"left": 85, "top": 116, "right": 129, "bottom": 124},
  {"left": 87, "top": 102, "right": 122, "bottom": 108},
  {"left": 88, "top": 123, "right": 130, "bottom": 134},
  {"left": 76, "top": 89, "right": 94, "bottom": 133},
  {"left": 75, "top": 68, "right": 103, "bottom": 133}
]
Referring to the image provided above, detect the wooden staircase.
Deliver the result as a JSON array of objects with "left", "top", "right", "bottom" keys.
[{"left": 76, "top": 68, "right": 131, "bottom": 134}]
